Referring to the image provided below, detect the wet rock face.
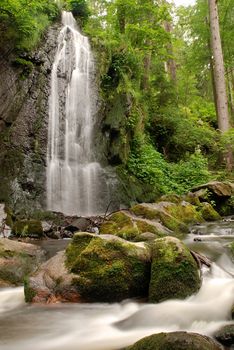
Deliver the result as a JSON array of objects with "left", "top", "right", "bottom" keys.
[
  {"left": 126, "top": 332, "right": 222, "bottom": 350},
  {"left": 0, "top": 24, "right": 59, "bottom": 214}
]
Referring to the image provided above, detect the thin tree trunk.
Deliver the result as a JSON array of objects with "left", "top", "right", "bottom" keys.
[
  {"left": 209, "top": 0, "right": 229, "bottom": 132},
  {"left": 164, "top": 21, "right": 177, "bottom": 82}
]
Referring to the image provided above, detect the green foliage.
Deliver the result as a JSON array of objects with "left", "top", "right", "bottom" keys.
[
  {"left": 127, "top": 136, "right": 211, "bottom": 195},
  {"left": 67, "top": 0, "right": 90, "bottom": 24},
  {"left": 0, "top": 0, "right": 59, "bottom": 50}
]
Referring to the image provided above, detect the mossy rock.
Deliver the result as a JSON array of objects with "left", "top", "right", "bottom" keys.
[
  {"left": 184, "top": 192, "right": 201, "bottom": 206},
  {"left": 65, "top": 233, "right": 151, "bottom": 302},
  {"left": 100, "top": 211, "right": 165, "bottom": 241},
  {"left": 12, "top": 219, "right": 43, "bottom": 237},
  {"left": 131, "top": 203, "right": 192, "bottom": 234},
  {"left": 149, "top": 237, "right": 201, "bottom": 303},
  {"left": 0, "top": 238, "right": 44, "bottom": 286},
  {"left": 4, "top": 205, "right": 15, "bottom": 228},
  {"left": 125, "top": 332, "right": 222, "bottom": 350},
  {"left": 99, "top": 212, "right": 139, "bottom": 240},
  {"left": 135, "top": 220, "right": 164, "bottom": 237},
  {"left": 199, "top": 202, "right": 221, "bottom": 221},
  {"left": 159, "top": 194, "right": 181, "bottom": 204}
]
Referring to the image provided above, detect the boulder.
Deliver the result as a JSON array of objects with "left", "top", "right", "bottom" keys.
[
  {"left": 0, "top": 238, "right": 45, "bottom": 286},
  {"left": 24, "top": 251, "right": 80, "bottom": 303},
  {"left": 199, "top": 202, "right": 221, "bottom": 221},
  {"left": 131, "top": 201, "right": 203, "bottom": 235},
  {"left": 65, "top": 232, "right": 151, "bottom": 302},
  {"left": 65, "top": 217, "right": 91, "bottom": 233},
  {"left": 125, "top": 332, "right": 222, "bottom": 350},
  {"left": 193, "top": 181, "right": 234, "bottom": 197},
  {"left": 192, "top": 181, "right": 234, "bottom": 215},
  {"left": 149, "top": 237, "right": 201, "bottom": 302},
  {"left": 25, "top": 232, "right": 151, "bottom": 303},
  {"left": 12, "top": 219, "right": 43, "bottom": 237},
  {"left": 99, "top": 211, "right": 169, "bottom": 241},
  {"left": 214, "top": 324, "right": 234, "bottom": 347}
]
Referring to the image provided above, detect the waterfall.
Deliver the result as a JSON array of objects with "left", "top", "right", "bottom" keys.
[{"left": 46, "top": 12, "right": 110, "bottom": 216}]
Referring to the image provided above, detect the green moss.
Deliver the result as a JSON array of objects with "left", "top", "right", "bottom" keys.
[
  {"left": 149, "top": 237, "right": 200, "bottom": 303},
  {"left": 135, "top": 220, "right": 164, "bottom": 237},
  {"left": 66, "top": 235, "right": 150, "bottom": 302},
  {"left": 131, "top": 202, "right": 204, "bottom": 234},
  {"left": 66, "top": 233, "right": 94, "bottom": 268},
  {"left": 159, "top": 194, "right": 181, "bottom": 204},
  {"left": 199, "top": 202, "right": 221, "bottom": 221},
  {"left": 12, "top": 219, "right": 43, "bottom": 237},
  {"left": 99, "top": 212, "right": 140, "bottom": 241},
  {"left": 24, "top": 276, "right": 36, "bottom": 302},
  {"left": 131, "top": 204, "right": 159, "bottom": 220},
  {"left": 166, "top": 202, "right": 203, "bottom": 224}
]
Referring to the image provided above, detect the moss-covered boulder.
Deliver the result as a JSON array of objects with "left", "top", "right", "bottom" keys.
[
  {"left": 131, "top": 201, "right": 203, "bottom": 235},
  {"left": 0, "top": 238, "right": 44, "bottom": 286},
  {"left": 99, "top": 211, "right": 168, "bottom": 241},
  {"left": 214, "top": 324, "right": 234, "bottom": 347},
  {"left": 125, "top": 332, "right": 222, "bottom": 350},
  {"left": 12, "top": 219, "right": 43, "bottom": 237},
  {"left": 149, "top": 237, "right": 201, "bottom": 303},
  {"left": 65, "top": 232, "right": 151, "bottom": 302},
  {"left": 99, "top": 212, "right": 139, "bottom": 240},
  {"left": 192, "top": 181, "right": 234, "bottom": 215},
  {"left": 199, "top": 202, "right": 221, "bottom": 221}
]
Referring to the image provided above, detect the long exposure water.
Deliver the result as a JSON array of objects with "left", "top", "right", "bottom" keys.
[
  {"left": 0, "top": 219, "right": 234, "bottom": 349},
  {"left": 46, "top": 12, "right": 111, "bottom": 216}
]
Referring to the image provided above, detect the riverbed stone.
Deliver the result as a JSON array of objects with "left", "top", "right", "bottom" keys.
[
  {"left": 214, "top": 324, "right": 234, "bottom": 347},
  {"left": 0, "top": 238, "right": 45, "bottom": 286},
  {"left": 24, "top": 251, "right": 80, "bottom": 303},
  {"left": 192, "top": 181, "right": 234, "bottom": 215},
  {"left": 12, "top": 219, "right": 43, "bottom": 237},
  {"left": 131, "top": 201, "right": 203, "bottom": 235},
  {"left": 199, "top": 202, "right": 221, "bottom": 221},
  {"left": 99, "top": 211, "right": 168, "bottom": 241},
  {"left": 149, "top": 236, "right": 201, "bottom": 303},
  {"left": 125, "top": 332, "right": 222, "bottom": 350},
  {"left": 65, "top": 232, "right": 151, "bottom": 302}
]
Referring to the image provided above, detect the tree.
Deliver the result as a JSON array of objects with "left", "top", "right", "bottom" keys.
[
  {"left": 209, "top": 0, "right": 232, "bottom": 169},
  {"left": 209, "top": 0, "right": 229, "bottom": 132}
]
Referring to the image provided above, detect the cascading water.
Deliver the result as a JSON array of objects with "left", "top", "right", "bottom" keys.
[
  {"left": 47, "top": 12, "right": 110, "bottom": 216},
  {"left": 1, "top": 219, "right": 234, "bottom": 349}
]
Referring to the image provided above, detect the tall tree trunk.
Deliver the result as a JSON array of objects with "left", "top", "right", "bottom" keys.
[
  {"left": 209, "top": 0, "right": 229, "bottom": 132},
  {"left": 208, "top": 0, "right": 232, "bottom": 170},
  {"left": 164, "top": 21, "right": 177, "bottom": 82}
]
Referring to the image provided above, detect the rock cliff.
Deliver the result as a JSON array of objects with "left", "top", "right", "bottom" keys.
[{"left": 0, "top": 25, "right": 59, "bottom": 214}]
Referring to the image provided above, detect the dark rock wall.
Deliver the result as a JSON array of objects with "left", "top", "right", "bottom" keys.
[{"left": 0, "top": 25, "right": 59, "bottom": 214}]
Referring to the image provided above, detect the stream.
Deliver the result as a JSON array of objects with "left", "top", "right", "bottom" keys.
[{"left": 0, "top": 218, "right": 234, "bottom": 350}]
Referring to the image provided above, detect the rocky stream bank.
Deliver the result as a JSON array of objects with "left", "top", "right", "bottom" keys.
[{"left": 0, "top": 180, "right": 234, "bottom": 349}]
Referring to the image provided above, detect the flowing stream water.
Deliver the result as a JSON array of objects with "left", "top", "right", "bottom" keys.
[
  {"left": 46, "top": 12, "right": 111, "bottom": 216},
  {"left": 0, "top": 219, "right": 234, "bottom": 350}
]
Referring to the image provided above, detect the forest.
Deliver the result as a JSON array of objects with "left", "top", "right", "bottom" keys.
[
  {"left": 0, "top": 2, "right": 234, "bottom": 349},
  {"left": 1, "top": 0, "right": 233, "bottom": 203}
]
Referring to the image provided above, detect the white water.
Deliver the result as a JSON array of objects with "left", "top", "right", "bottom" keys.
[
  {"left": 1, "top": 220, "right": 234, "bottom": 349},
  {"left": 0, "top": 263, "right": 233, "bottom": 350},
  {"left": 46, "top": 12, "right": 110, "bottom": 216}
]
